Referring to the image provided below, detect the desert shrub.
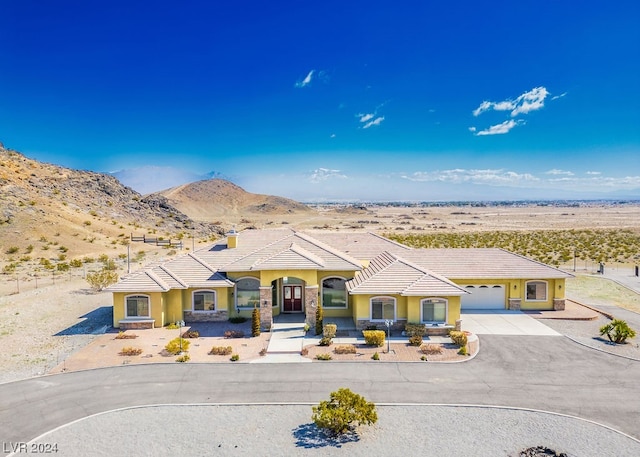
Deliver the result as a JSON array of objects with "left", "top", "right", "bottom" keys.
[
  {"left": 259, "top": 347, "right": 267, "bottom": 356},
  {"left": 300, "top": 347, "right": 309, "bottom": 356},
  {"left": 449, "top": 331, "right": 468, "bottom": 348},
  {"left": 176, "top": 354, "right": 190, "bottom": 363},
  {"left": 69, "top": 258, "right": 82, "bottom": 268},
  {"left": 85, "top": 269, "right": 118, "bottom": 292},
  {"left": 165, "top": 337, "right": 190, "bottom": 355},
  {"left": 229, "top": 316, "right": 247, "bottom": 324},
  {"left": 323, "top": 323, "right": 337, "bottom": 339},
  {"left": 230, "top": 354, "right": 240, "bottom": 362},
  {"left": 372, "top": 352, "right": 380, "bottom": 360},
  {"left": 318, "top": 336, "right": 333, "bottom": 346},
  {"left": 315, "top": 301, "right": 324, "bottom": 335},
  {"left": 365, "top": 324, "right": 378, "bottom": 331},
  {"left": 315, "top": 353, "right": 332, "bottom": 361},
  {"left": 115, "top": 331, "right": 138, "bottom": 340},
  {"left": 181, "top": 330, "right": 200, "bottom": 339},
  {"left": 56, "top": 262, "right": 69, "bottom": 272},
  {"left": 209, "top": 346, "right": 233, "bottom": 355},
  {"left": 119, "top": 347, "right": 142, "bottom": 356},
  {"left": 405, "top": 323, "right": 426, "bottom": 337},
  {"left": 5, "top": 246, "right": 19, "bottom": 255},
  {"left": 408, "top": 334, "right": 423, "bottom": 346},
  {"left": 311, "top": 388, "right": 378, "bottom": 436},
  {"left": 252, "top": 308, "right": 261, "bottom": 337},
  {"left": 599, "top": 319, "right": 637, "bottom": 344},
  {"left": 165, "top": 322, "right": 179, "bottom": 330},
  {"left": 224, "top": 330, "right": 245, "bottom": 339},
  {"left": 362, "top": 330, "right": 385, "bottom": 347},
  {"left": 458, "top": 346, "right": 468, "bottom": 356},
  {"left": 334, "top": 344, "right": 356, "bottom": 354},
  {"left": 420, "top": 343, "right": 443, "bottom": 355}
]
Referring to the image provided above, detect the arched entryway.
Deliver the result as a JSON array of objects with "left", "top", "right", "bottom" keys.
[{"left": 281, "top": 277, "right": 305, "bottom": 313}]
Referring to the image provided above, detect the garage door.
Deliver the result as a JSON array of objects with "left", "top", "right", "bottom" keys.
[{"left": 461, "top": 285, "right": 506, "bottom": 310}]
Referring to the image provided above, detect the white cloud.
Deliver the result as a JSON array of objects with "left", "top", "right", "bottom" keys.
[
  {"left": 475, "top": 119, "right": 524, "bottom": 136},
  {"left": 468, "top": 126, "right": 477, "bottom": 132},
  {"left": 362, "top": 116, "right": 385, "bottom": 129},
  {"left": 357, "top": 113, "right": 375, "bottom": 123},
  {"left": 546, "top": 169, "right": 575, "bottom": 176},
  {"left": 586, "top": 171, "right": 601, "bottom": 175},
  {"left": 401, "top": 169, "right": 539, "bottom": 186},
  {"left": 473, "top": 86, "right": 549, "bottom": 117},
  {"left": 308, "top": 168, "right": 347, "bottom": 183},
  {"left": 295, "top": 70, "right": 315, "bottom": 88},
  {"left": 551, "top": 92, "right": 568, "bottom": 100},
  {"left": 330, "top": 133, "right": 336, "bottom": 138}
]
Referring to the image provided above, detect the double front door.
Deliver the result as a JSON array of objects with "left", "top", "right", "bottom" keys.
[{"left": 283, "top": 285, "right": 303, "bottom": 312}]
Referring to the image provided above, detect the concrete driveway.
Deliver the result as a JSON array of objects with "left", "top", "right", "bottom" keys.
[{"left": 461, "top": 310, "right": 560, "bottom": 335}]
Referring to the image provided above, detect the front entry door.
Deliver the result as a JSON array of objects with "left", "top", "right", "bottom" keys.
[{"left": 283, "top": 285, "right": 303, "bottom": 312}]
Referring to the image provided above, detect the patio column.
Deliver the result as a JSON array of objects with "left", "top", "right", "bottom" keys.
[
  {"left": 305, "top": 285, "right": 319, "bottom": 328},
  {"left": 259, "top": 286, "right": 273, "bottom": 331},
  {"left": 553, "top": 299, "right": 566, "bottom": 311},
  {"left": 508, "top": 298, "right": 521, "bottom": 310}
]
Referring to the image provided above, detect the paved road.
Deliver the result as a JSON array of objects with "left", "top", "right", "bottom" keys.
[{"left": 1, "top": 335, "right": 639, "bottom": 445}]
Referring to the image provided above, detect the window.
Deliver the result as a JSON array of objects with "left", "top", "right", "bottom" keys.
[
  {"left": 322, "top": 277, "right": 347, "bottom": 308},
  {"left": 236, "top": 277, "right": 260, "bottom": 308},
  {"left": 526, "top": 281, "right": 547, "bottom": 301},
  {"left": 125, "top": 295, "right": 150, "bottom": 318},
  {"left": 193, "top": 290, "right": 216, "bottom": 311},
  {"left": 370, "top": 297, "right": 395, "bottom": 321},
  {"left": 421, "top": 298, "right": 447, "bottom": 324}
]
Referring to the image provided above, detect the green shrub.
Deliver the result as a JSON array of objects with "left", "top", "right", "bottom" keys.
[
  {"left": 458, "top": 346, "right": 468, "bottom": 356},
  {"left": 318, "top": 336, "right": 333, "bottom": 346},
  {"left": 119, "top": 347, "right": 142, "bottom": 356},
  {"left": 165, "top": 337, "right": 190, "bottom": 355},
  {"left": 372, "top": 352, "right": 380, "bottom": 360},
  {"left": 449, "top": 331, "right": 468, "bottom": 348},
  {"left": 362, "top": 330, "right": 385, "bottom": 347},
  {"left": 5, "top": 246, "right": 19, "bottom": 255},
  {"left": 252, "top": 308, "right": 261, "bottom": 337},
  {"left": 229, "top": 316, "right": 247, "bottom": 324},
  {"left": 334, "top": 344, "right": 356, "bottom": 354},
  {"left": 165, "top": 322, "right": 179, "bottom": 330},
  {"left": 405, "top": 323, "right": 426, "bottom": 337},
  {"left": 230, "top": 354, "right": 240, "bottom": 362},
  {"left": 323, "top": 323, "right": 337, "bottom": 339},
  {"left": 311, "top": 388, "right": 378, "bottom": 435},
  {"left": 315, "top": 353, "right": 332, "bottom": 361},
  {"left": 600, "top": 319, "right": 637, "bottom": 344},
  {"left": 315, "top": 301, "right": 324, "bottom": 335},
  {"left": 176, "top": 354, "right": 190, "bottom": 363},
  {"left": 85, "top": 269, "right": 118, "bottom": 291},
  {"left": 365, "top": 324, "right": 378, "bottom": 330},
  {"left": 408, "top": 334, "right": 423, "bottom": 346},
  {"left": 209, "top": 346, "right": 233, "bottom": 355}
]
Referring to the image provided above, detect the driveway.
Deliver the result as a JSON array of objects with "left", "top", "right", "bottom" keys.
[{"left": 461, "top": 310, "right": 560, "bottom": 335}]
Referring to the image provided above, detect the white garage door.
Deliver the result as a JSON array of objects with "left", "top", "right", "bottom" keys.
[{"left": 461, "top": 285, "right": 506, "bottom": 310}]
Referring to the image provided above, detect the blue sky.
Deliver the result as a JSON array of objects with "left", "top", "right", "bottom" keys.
[{"left": 1, "top": 1, "right": 639, "bottom": 201}]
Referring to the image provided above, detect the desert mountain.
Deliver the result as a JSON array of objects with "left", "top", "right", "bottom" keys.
[
  {"left": 156, "top": 178, "right": 312, "bottom": 222},
  {"left": 0, "top": 146, "right": 223, "bottom": 263}
]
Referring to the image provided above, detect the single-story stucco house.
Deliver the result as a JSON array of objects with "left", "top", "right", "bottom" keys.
[{"left": 108, "top": 228, "right": 573, "bottom": 333}]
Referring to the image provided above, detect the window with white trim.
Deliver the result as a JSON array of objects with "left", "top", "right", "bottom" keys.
[
  {"left": 236, "top": 277, "right": 260, "bottom": 308},
  {"left": 526, "top": 281, "right": 547, "bottom": 301},
  {"left": 322, "top": 277, "right": 348, "bottom": 308},
  {"left": 125, "top": 295, "right": 150, "bottom": 318},
  {"left": 370, "top": 296, "right": 396, "bottom": 321},
  {"left": 421, "top": 298, "right": 447, "bottom": 324},
  {"left": 193, "top": 290, "right": 216, "bottom": 311}
]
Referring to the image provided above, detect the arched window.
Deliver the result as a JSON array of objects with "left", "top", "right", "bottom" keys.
[
  {"left": 193, "top": 290, "right": 216, "bottom": 312},
  {"left": 421, "top": 298, "right": 447, "bottom": 324},
  {"left": 125, "top": 295, "right": 150, "bottom": 318},
  {"left": 322, "top": 277, "right": 347, "bottom": 308},
  {"left": 526, "top": 281, "right": 547, "bottom": 301},
  {"left": 236, "top": 277, "right": 260, "bottom": 308},
  {"left": 370, "top": 296, "right": 396, "bottom": 321}
]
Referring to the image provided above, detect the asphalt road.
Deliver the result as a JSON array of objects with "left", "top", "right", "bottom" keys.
[{"left": 1, "top": 335, "right": 639, "bottom": 445}]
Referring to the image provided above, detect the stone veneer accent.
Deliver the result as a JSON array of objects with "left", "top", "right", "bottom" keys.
[
  {"left": 509, "top": 298, "right": 521, "bottom": 310},
  {"left": 455, "top": 319, "right": 462, "bottom": 331},
  {"left": 259, "top": 287, "right": 273, "bottom": 331},
  {"left": 553, "top": 299, "right": 566, "bottom": 311},
  {"left": 356, "top": 319, "right": 407, "bottom": 332},
  {"left": 305, "top": 285, "right": 319, "bottom": 328},
  {"left": 183, "top": 310, "right": 228, "bottom": 323},
  {"left": 119, "top": 319, "right": 155, "bottom": 330}
]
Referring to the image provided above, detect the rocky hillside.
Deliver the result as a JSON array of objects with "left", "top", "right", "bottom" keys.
[
  {"left": 156, "top": 178, "right": 312, "bottom": 222},
  {"left": 0, "top": 146, "right": 223, "bottom": 265}
]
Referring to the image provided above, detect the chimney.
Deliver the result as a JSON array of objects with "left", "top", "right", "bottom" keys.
[{"left": 227, "top": 228, "right": 238, "bottom": 249}]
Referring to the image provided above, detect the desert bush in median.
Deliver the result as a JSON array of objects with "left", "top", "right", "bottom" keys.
[
  {"left": 318, "top": 336, "right": 333, "bottom": 346},
  {"left": 252, "top": 308, "right": 261, "bottom": 337},
  {"left": 311, "top": 388, "right": 378, "bottom": 436},
  {"left": 115, "top": 331, "right": 138, "bottom": 340},
  {"left": 119, "top": 347, "right": 142, "bottom": 356},
  {"left": 209, "top": 346, "right": 233, "bottom": 356},
  {"left": 420, "top": 343, "right": 443, "bottom": 355},
  {"left": 176, "top": 354, "right": 190, "bottom": 363},
  {"left": 408, "top": 334, "right": 423, "bottom": 346},
  {"left": 165, "top": 337, "right": 190, "bottom": 355},
  {"left": 224, "top": 330, "right": 245, "bottom": 339},
  {"left": 449, "top": 330, "right": 468, "bottom": 348},
  {"left": 230, "top": 354, "right": 240, "bottom": 362},
  {"left": 600, "top": 319, "right": 637, "bottom": 344},
  {"left": 315, "top": 353, "right": 332, "bottom": 361},
  {"left": 323, "top": 323, "right": 337, "bottom": 339},
  {"left": 181, "top": 330, "right": 200, "bottom": 338},
  {"left": 334, "top": 344, "right": 356, "bottom": 354},
  {"left": 362, "top": 330, "right": 385, "bottom": 347}
]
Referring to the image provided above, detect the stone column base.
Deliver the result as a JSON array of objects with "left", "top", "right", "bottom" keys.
[
  {"left": 553, "top": 299, "right": 566, "bottom": 311},
  {"left": 305, "top": 285, "right": 319, "bottom": 328},
  {"left": 259, "top": 287, "right": 273, "bottom": 331},
  {"left": 455, "top": 319, "right": 462, "bottom": 331},
  {"left": 508, "top": 298, "right": 521, "bottom": 310}
]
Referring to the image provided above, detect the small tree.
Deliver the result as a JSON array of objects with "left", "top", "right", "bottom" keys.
[
  {"left": 312, "top": 388, "right": 378, "bottom": 436},
  {"left": 315, "top": 301, "right": 324, "bottom": 335},
  {"left": 252, "top": 308, "right": 261, "bottom": 337},
  {"left": 86, "top": 269, "right": 119, "bottom": 292},
  {"left": 600, "top": 319, "right": 637, "bottom": 344}
]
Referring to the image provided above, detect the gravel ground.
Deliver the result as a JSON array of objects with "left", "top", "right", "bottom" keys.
[{"left": 28, "top": 404, "right": 640, "bottom": 457}]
